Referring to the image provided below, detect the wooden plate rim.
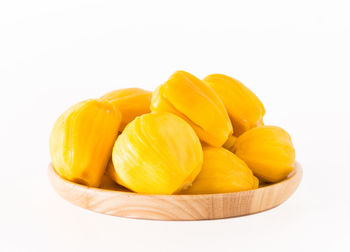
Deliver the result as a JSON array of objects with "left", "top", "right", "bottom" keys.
[{"left": 48, "top": 162, "right": 302, "bottom": 198}]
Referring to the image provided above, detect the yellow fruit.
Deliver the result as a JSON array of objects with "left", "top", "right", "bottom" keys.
[
  {"left": 112, "top": 112, "right": 203, "bottom": 194},
  {"left": 233, "top": 126, "right": 295, "bottom": 183},
  {"left": 105, "top": 159, "right": 122, "bottom": 185},
  {"left": 183, "top": 147, "right": 258, "bottom": 194},
  {"left": 100, "top": 88, "right": 152, "bottom": 131},
  {"left": 203, "top": 74, "right": 265, "bottom": 136},
  {"left": 151, "top": 71, "right": 232, "bottom": 147},
  {"left": 102, "top": 160, "right": 132, "bottom": 192},
  {"left": 223, "top": 134, "right": 237, "bottom": 152},
  {"left": 253, "top": 176, "right": 260, "bottom": 188},
  {"left": 49, "top": 99, "right": 121, "bottom": 187},
  {"left": 100, "top": 173, "right": 118, "bottom": 190}
]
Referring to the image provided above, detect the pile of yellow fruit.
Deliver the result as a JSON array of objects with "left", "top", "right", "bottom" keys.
[{"left": 49, "top": 71, "right": 296, "bottom": 195}]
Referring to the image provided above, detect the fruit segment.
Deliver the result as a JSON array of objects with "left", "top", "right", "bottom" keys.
[
  {"left": 203, "top": 74, "right": 265, "bottom": 136},
  {"left": 49, "top": 99, "right": 122, "bottom": 187},
  {"left": 112, "top": 112, "right": 203, "bottom": 194},
  {"left": 233, "top": 126, "right": 295, "bottom": 182},
  {"left": 223, "top": 134, "right": 237, "bottom": 152},
  {"left": 100, "top": 161, "right": 130, "bottom": 191},
  {"left": 101, "top": 88, "right": 152, "bottom": 131},
  {"left": 151, "top": 71, "right": 233, "bottom": 147},
  {"left": 183, "top": 147, "right": 258, "bottom": 194}
]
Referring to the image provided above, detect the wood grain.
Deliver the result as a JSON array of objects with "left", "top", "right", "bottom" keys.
[{"left": 48, "top": 162, "right": 302, "bottom": 220}]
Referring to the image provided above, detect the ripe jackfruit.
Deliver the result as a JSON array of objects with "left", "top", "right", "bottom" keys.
[
  {"left": 100, "top": 88, "right": 152, "bottom": 131},
  {"left": 105, "top": 159, "right": 120, "bottom": 185},
  {"left": 232, "top": 126, "right": 295, "bottom": 182},
  {"left": 183, "top": 147, "right": 258, "bottom": 194},
  {"left": 151, "top": 71, "right": 232, "bottom": 147},
  {"left": 49, "top": 99, "right": 121, "bottom": 187},
  {"left": 203, "top": 74, "right": 265, "bottom": 136},
  {"left": 112, "top": 112, "right": 203, "bottom": 194}
]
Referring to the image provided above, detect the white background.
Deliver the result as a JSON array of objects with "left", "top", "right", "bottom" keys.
[{"left": 1, "top": 0, "right": 349, "bottom": 251}]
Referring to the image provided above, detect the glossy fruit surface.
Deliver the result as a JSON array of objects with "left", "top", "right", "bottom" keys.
[
  {"left": 49, "top": 99, "right": 121, "bottom": 187},
  {"left": 183, "top": 147, "right": 258, "bottom": 194},
  {"left": 233, "top": 126, "right": 295, "bottom": 182},
  {"left": 101, "top": 88, "right": 152, "bottom": 131},
  {"left": 151, "top": 71, "right": 232, "bottom": 147},
  {"left": 112, "top": 112, "right": 203, "bottom": 194},
  {"left": 203, "top": 74, "right": 265, "bottom": 136}
]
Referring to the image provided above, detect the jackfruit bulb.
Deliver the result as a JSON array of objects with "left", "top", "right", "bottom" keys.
[
  {"left": 112, "top": 112, "right": 203, "bottom": 194},
  {"left": 233, "top": 126, "right": 296, "bottom": 182},
  {"left": 151, "top": 71, "right": 232, "bottom": 147},
  {"left": 183, "top": 146, "right": 258, "bottom": 194},
  {"left": 100, "top": 88, "right": 152, "bottom": 131},
  {"left": 203, "top": 74, "right": 265, "bottom": 136},
  {"left": 49, "top": 99, "right": 121, "bottom": 187}
]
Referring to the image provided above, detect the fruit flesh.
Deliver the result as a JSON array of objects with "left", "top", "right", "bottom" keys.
[
  {"left": 49, "top": 99, "right": 121, "bottom": 187},
  {"left": 233, "top": 126, "right": 295, "bottom": 182},
  {"left": 203, "top": 74, "right": 265, "bottom": 136},
  {"left": 101, "top": 88, "right": 152, "bottom": 131},
  {"left": 112, "top": 112, "right": 203, "bottom": 194},
  {"left": 151, "top": 71, "right": 232, "bottom": 147},
  {"left": 183, "top": 147, "right": 258, "bottom": 194}
]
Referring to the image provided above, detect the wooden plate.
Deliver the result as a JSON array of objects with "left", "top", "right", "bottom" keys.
[{"left": 48, "top": 163, "right": 302, "bottom": 221}]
